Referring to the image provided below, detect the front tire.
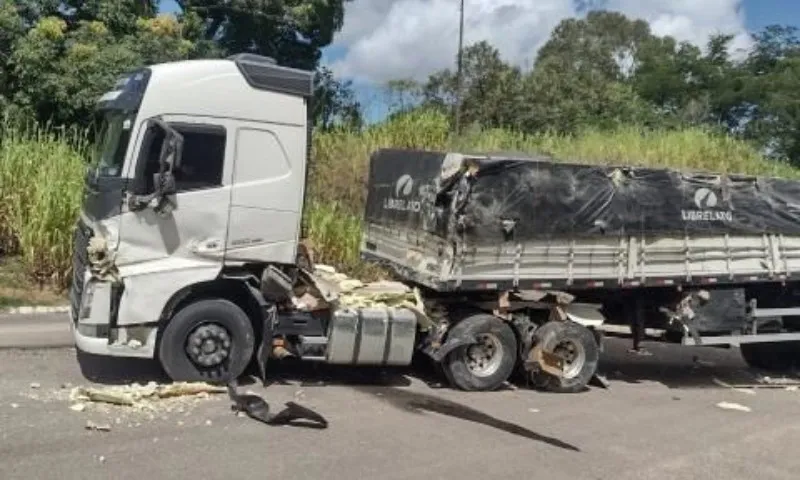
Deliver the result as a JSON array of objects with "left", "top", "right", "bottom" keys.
[
  {"left": 158, "top": 299, "right": 255, "bottom": 383},
  {"left": 528, "top": 321, "right": 600, "bottom": 394},
  {"left": 442, "top": 314, "right": 518, "bottom": 391}
]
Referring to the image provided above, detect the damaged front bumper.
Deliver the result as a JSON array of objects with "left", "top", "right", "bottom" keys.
[
  {"left": 70, "top": 218, "right": 158, "bottom": 358},
  {"left": 70, "top": 275, "right": 158, "bottom": 359}
]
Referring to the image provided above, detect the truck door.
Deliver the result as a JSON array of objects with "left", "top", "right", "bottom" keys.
[{"left": 113, "top": 115, "right": 234, "bottom": 325}]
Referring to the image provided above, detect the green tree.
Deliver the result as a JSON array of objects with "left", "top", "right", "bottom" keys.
[
  {"left": 422, "top": 41, "right": 525, "bottom": 130},
  {"left": 535, "top": 11, "right": 654, "bottom": 81},
  {"left": 523, "top": 11, "right": 661, "bottom": 133},
  {"left": 174, "top": 0, "right": 350, "bottom": 70},
  {"left": 313, "top": 65, "right": 362, "bottom": 131},
  {"left": 0, "top": 0, "right": 358, "bottom": 130},
  {"left": 8, "top": 13, "right": 198, "bottom": 126},
  {"left": 522, "top": 59, "right": 655, "bottom": 134},
  {"left": 740, "top": 26, "right": 800, "bottom": 162}
]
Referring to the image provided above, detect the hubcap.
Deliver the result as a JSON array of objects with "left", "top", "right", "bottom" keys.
[
  {"left": 553, "top": 339, "right": 586, "bottom": 379},
  {"left": 186, "top": 323, "right": 232, "bottom": 368},
  {"left": 465, "top": 333, "right": 504, "bottom": 378}
]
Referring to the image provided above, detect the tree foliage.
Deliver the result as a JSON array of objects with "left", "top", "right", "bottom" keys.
[
  {"left": 3, "top": 3, "right": 800, "bottom": 165},
  {"left": 0, "top": 0, "right": 355, "bottom": 130},
  {"left": 408, "top": 10, "right": 800, "bottom": 165}
]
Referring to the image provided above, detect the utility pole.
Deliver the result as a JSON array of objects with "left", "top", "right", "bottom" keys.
[{"left": 454, "top": 0, "right": 465, "bottom": 136}]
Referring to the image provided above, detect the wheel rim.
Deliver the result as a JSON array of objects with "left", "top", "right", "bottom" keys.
[
  {"left": 464, "top": 333, "right": 504, "bottom": 378},
  {"left": 553, "top": 338, "right": 586, "bottom": 379},
  {"left": 185, "top": 323, "right": 232, "bottom": 368}
]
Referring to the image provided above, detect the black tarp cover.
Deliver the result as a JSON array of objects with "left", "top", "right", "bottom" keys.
[{"left": 364, "top": 148, "right": 800, "bottom": 243}]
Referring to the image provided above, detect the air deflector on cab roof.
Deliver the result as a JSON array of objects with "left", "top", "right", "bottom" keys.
[{"left": 229, "top": 53, "right": 314, "bottom": 98}]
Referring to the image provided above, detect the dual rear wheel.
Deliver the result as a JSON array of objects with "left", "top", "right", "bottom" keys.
[{"left": 440, "top": 313, "right": 601, "bottom": 393}]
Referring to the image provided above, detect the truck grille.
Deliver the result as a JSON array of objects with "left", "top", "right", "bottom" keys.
[{"left": 69, "top": 219, "right": 91, "bottom": 323}]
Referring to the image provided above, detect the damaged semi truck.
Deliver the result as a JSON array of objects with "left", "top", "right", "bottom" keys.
[{"left": 71, "top": 53, "right": 800, "bottom": 395}]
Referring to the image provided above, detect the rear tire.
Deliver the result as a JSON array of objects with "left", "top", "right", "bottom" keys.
[
  {"left": 528, "top": 321, "right": 600, "bottom": 394},
  {"left": 739, "top": 342, "right": 799, "bottom": 372},
  {"left": 158, "top": 299, "right": 255, "bottom": 383},
  {"left": 442, "top": 314, "right": 518, "bottom": 391}
]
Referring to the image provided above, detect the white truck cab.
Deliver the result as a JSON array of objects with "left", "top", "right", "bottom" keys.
[{"left": 73, "top": 54, "right": 314, "bottom": 363}]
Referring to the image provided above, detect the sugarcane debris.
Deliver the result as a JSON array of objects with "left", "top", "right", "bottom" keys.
[
  {"left": 67, "top": 381, "right": 227, "bottom": 419},
  {"left": 716, "top": 401, "right": 751, "bottom": 412},
  {"left": 85, "top": 420, "right": 112, "bottom": 432},
  {"left": 305, "top": 265, "right": 432, "bottom": 329},
  {"left": 70, "top": 381, "right": 226, "bottom": 406}
]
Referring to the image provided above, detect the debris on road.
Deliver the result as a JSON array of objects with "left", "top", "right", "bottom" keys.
[
  {"left": 53, "top": 381, "right": 230, "bottom": 426},
  {"left": 758, "top": 375, "right": 800, "bottom": 386},
  {"left": 716, "top": 401, "right": 752, "bottom": 412},
  {"left": 712, "top": 377, "right": 756, "bottom": 395},
  {"left": 69, "top": 381, "right": 226, "bottom": 408},
  {"left": 85, "top": 420, "right": 112, "bottom": 432},
  {"left": 707, "top": 375, "right": 800, "bottom": 390}
]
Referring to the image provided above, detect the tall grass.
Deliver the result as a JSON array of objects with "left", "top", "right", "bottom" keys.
[
  {"left": 0, "top": 118, "right": 89, "bottom": 289},
  {"left": 2, "top": 108, "right": 797, "bottom": 288},
  {"left": 307, "top": 110, "right": 800, "bottom": 271}
]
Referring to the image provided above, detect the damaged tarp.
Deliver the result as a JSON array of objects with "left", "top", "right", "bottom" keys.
[{"left": 364, "top": 148, "right": 800, "bottom": 242}]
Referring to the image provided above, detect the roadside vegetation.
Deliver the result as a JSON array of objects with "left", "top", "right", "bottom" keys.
[
  {"left": 1, "top": 108, "right": 795, "bottom": 299},
  {"left": 2, "top": 3, "right": 800, "bottom": 304}
]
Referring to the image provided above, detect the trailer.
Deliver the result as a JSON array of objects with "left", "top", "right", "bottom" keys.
[
  {"left": 360, "top": 148, "right": 800, "bottom": 373},
  {"left": 70, "top": 54, "right": 800, "bottom": 397}
]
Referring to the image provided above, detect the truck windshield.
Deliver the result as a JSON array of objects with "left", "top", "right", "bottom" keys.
[{"left": 92, "top": 110, "right": 134, "bottom": 177}]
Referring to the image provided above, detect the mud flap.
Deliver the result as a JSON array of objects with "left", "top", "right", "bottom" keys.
[
  {"left": 425, "top": 333, "right": 478, "bottom": 362},
  {"left": 226, "top": 380, "right": 328, "bottom": 429},
  {"left": 256, "top": 304, "right": 277, "bottom": 387}
]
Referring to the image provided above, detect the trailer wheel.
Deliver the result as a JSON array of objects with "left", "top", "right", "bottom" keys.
[
  {"left": 442, "top": 314, "right": 518, "bottom": 391},
  {"left": 528, "top": 321, "right": 600, "bottom": 394},
  {"left": 739, "top": 342, "right": 799, "bottom": 372},
  {"left": 158, "top": 299, "right": 255, "bottom": 383}
]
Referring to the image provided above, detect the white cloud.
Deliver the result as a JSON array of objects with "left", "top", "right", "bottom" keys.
[
  {"left": 602, "top": 0, "right": 753, "bottom": 57},
  {"left": 327, "top": 0, "right": 753, "bottom": 84}
]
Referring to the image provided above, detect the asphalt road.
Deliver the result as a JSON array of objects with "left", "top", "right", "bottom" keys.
[
  {"left": 0, "top": 313, "right": 71, "bottom": 349},
  {"left": 1, "top": 339, "right": 800, "bottom": 480}
]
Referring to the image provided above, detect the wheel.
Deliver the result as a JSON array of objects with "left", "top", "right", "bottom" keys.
[
  {"left": 528, "top": 321, "right": 600, "bottom": 394},
  {"left": 739, "top": 342, "right": 800, "bottom": 372},
  {"left": 442, "top": 314, "right": 518, "bottom": 391},
  {"left": 158, "top": 299, "right": 256, "bottom": 383}
]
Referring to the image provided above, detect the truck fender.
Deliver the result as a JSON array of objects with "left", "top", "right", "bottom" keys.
[{"left": 561, "top": 303, "right": 606, "bottom": 328}]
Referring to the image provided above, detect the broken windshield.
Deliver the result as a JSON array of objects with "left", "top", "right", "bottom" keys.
[{"left": 92, "top": 110, "right": 134, "bottom": 178}]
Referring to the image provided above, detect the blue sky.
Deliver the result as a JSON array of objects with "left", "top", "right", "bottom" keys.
[{"left": 160, "top": 0, "right": 799, "bottom": 121}]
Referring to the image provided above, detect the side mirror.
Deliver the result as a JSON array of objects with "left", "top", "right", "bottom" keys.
[
  {"left": 159, "top": 132, "right": 184, "bottom": 172},
  {"left": 149, "top": 117, "right": 184, "bottom": 173},
  {"left": 154, "top": 171, "right": 176, "bottom": 196},
  {"left": 127, "top": 119, "right": 183, "bottom": 213}
]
